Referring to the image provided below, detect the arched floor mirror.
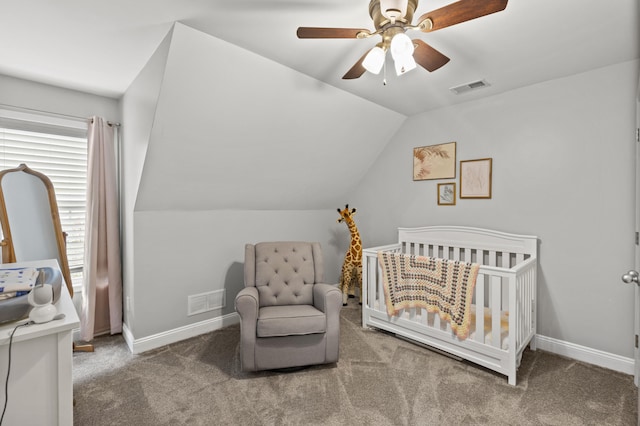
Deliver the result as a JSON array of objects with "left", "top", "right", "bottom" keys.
[
  {"left": 0, "top": 163, "right": 93, "bottom": 351},
  {"left": 0, "top": 164, "right": 72, "bottom": 293}
]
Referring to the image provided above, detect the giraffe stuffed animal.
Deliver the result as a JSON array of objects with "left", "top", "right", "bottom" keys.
[{"left": 337, "top": 204, "right": 362, "bottom": 306}]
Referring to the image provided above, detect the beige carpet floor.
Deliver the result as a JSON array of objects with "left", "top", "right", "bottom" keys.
[{"left": 73, "top": 302, "right": 638, "bottom": 425}]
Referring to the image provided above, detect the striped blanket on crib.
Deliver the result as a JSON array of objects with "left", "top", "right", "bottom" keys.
[{"left": 377, "top": 252, "right": 480, "bottom": 339}]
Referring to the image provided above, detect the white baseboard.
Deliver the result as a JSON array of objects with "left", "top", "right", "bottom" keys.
[
  {"left": 122, "top": 313, "right": 240, "bottom": 354},
  {"left": 535, "top": 334, "right": 634, "bottom": 376},
  {"left": 114, "top": 322, "right": 633, "bottom": 376}
]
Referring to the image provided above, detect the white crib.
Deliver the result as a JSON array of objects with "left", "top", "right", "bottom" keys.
[{"left": 362, "top": 226, "right": 538, "bottom": 385}]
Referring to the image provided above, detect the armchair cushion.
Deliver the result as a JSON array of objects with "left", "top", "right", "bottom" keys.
[{"left": 257, "top": 305, "right": 326, "bottom": 337}]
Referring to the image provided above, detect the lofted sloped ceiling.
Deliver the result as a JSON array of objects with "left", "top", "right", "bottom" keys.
[
  {"left": 134, "top": 23, "right": 405, "bottom": 211},
  {"left": 0, "top": 1, "right": 637, "bottom": 117}
]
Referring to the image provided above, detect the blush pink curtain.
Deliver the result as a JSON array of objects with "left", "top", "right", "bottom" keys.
[{"left": 80, "top": 116, "right": 122, "bottom": 341}]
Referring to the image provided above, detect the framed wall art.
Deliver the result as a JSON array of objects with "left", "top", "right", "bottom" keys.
[
  {"left": 460, "top": 158, "right": 492, "bottom": 199},
  {"left": 413, "top": 142, "right": 456, "bottom": 181},
  {"left": 437, "top": 183, "right": 456, "bottom": 206}
]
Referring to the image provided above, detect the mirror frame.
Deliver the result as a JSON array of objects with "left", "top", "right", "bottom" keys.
[{"left": 0, "top": 164, "right": 74, "bottom": 296}]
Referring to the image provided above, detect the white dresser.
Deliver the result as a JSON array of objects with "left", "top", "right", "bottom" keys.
[{"left": 0, "top": 259, "right": 79, "bottom": 426}]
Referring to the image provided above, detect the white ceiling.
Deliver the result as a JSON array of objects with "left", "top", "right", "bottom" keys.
[{"left": 1, "top": 0, "right": 638, "bottom": 116}]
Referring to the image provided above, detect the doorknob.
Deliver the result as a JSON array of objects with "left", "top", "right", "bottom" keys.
[{"left": 622, "top": 270, "right": 640, "bottom": 284}]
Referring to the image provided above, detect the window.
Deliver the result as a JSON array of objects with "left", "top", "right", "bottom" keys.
[{"left": 0, "top": 108, "right": 88, "bottom": 289}]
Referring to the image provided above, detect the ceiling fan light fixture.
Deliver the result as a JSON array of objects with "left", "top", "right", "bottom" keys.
[
  {"left": 394, "top": 54, "right": 417, "bottom": 76},
  {"left": 390, "top": 32, "right": 414, "bottom": 60},
  {"left": 379, "top": 0, "right": 408, "bottom": 22},
  {"left": 389, "top": 33, "right": 416, "bottom": 76},
  {"left": 362, "top": 46, "right": 386, "bottom": 74}
]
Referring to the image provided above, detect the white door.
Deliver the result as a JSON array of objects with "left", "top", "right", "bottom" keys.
[
  {"left": 623, "top": 87, "right": 640, "bottom": 388},
  {"left": 621, "top": 83, "right": 640, "bottom": 426}
]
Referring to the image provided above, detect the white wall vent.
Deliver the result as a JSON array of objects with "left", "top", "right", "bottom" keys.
[
  {"left": 188, "top": 289, "right": 226, "bottom": 316},
  {"left": 450, "top": 79, "right": 490, "bottom": 95}
]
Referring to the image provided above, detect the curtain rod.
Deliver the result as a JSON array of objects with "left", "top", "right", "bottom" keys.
[
  {"left": 0, "top": 103, "right": 120, "bottom": 127},
  {"left": 89, "top": 117, "right": 121, "bottom": 127}
]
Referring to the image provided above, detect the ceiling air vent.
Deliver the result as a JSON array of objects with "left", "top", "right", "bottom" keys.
[{"left": 450, "top": 79, "right": 490, "bottom": 95}]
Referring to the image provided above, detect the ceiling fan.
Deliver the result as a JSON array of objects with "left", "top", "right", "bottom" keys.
[{"left": 297, "top": 0, "right": 508, "bottom": 80}]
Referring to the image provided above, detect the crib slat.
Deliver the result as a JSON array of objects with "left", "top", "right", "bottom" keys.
[
  {"left": 491, "top": 276, "right": 501, "bottom": 348},
  {"left": 524, "top": 271, "right": 531, "bottom": 347},
  {"left": 367, "top": 255, "right": 376, "bottom": 309},
  {"left": 501, "top": 252, "right": 510, "bottom": 308},
  {"left": 485, "top": 251, "right": 495, "bottom": 303},
  {"left": 364, "top": 254, "right": 370, "bottom": 307},
  {"left": 488, "top": 251, "right": 496, "bottom": 267},
  {"left": 377, "top": 262, "right": 384, "bottom": 313},
  {"left": 524, "top": 267, "right": 535, "bottom": 346},
  {"left": 475, "top": 273, "right": 485, "bottom": 343},
  {"left": 453, "top": 247, "right": 460, "bottom": 261},
  {"left": 517, "top": 275, "right": 523, "bottom": 349},
  {"left": 525, "top": 269, "right": 532, "bottom": 344}
]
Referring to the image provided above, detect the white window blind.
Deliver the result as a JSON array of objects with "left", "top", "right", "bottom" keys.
[{"left": 0, "top": 109, "right": 88, "bottom": 288}]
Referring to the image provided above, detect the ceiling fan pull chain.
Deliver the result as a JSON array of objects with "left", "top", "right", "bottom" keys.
[{"left": 383, "top": 57, "right": 387, "bottom": 85}]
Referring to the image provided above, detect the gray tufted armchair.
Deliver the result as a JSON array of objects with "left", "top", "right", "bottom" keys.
[{"left": 235, "top": 242, "right": 342, "bottom": 372}]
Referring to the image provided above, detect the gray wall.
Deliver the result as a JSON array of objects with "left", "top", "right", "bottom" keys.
[
  {"left": 0, "top": 74, "right": 119, "bottom": 123},
  {"left": 350, "top": 59, "right": 640, "bottom": 358},
  {"left": 132, "top": 209, "right": 348, "bottom": 337},
  {"left": 135, "top": 23, "right": 405, "bottom": 211},
  {"left": 119, "top": 29, "right": 172, "bottom": 332},
  {"left": 121, "top": 23, "right": 402, "bottom": 340}
]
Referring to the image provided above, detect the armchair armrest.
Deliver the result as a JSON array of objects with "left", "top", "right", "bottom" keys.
[
  {"left": 313, "top": 283, "right": 341, "bottom": 363},
  {"left": 235, "top": 286, "right": 259, "bottom": 321},
  {"left": 313, "top": 283, "right": 342, "bottom": 314},
  {"left": 235, "top": 286, "right": 259, "bottom": 371}
]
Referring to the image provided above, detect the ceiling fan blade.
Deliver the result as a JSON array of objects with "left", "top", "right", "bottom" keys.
[
  {"left": 297, "top": 27, "right": 370, "bottom": 39},
  {"left": 342, "top": 50, "right": 370, "bottom": 80},
  {"left": 417, "top": 0, "right": 508, "bottom": 33},
  {"left": 412, "top": 39, "right": 450, "bottom": 72}
]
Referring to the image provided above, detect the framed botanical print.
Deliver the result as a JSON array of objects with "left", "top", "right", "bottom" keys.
[
  {"left": 437, "top": 183, "right": 456, "bottom": 206},
  {"left": 460, "top": 158, "right": 492, "bottom": 199},
  {"left": 413, "top": 142, "right": 456, "bottom": 181}
]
